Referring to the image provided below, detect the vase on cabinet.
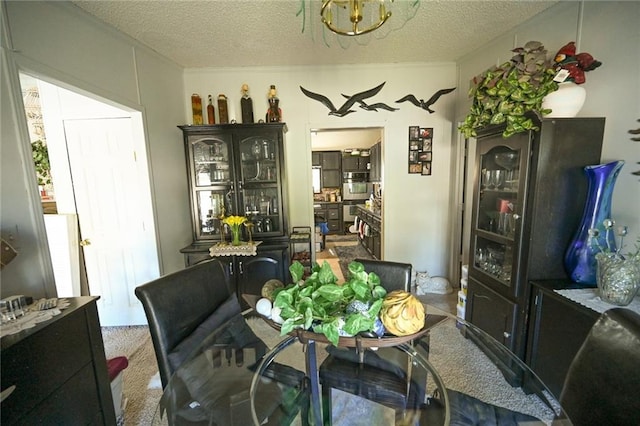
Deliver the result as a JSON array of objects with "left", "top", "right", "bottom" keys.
[
  {"left": 564, "top": 160, "right": 624, "bottom": 286},
  {"left": 596, "top": 253, "right": 640, "bottom": 306},
  {"left": 541, "top": 82, "right": 587, "bottom": 118}
]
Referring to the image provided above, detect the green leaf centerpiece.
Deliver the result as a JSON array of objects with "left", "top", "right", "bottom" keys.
[{"left": 273, "top": 260, "right": 387, "bottom": 346}]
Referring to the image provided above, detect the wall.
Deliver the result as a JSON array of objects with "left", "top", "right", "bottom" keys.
[
  {"left": 456, "top": 1, "right": 640, "bottom": 268},
  {"left": 184, "top": 63, "right": 458, "bottom": 275},
  {"left": 1, "top": 1, "right": 189, "bottom": 299}
]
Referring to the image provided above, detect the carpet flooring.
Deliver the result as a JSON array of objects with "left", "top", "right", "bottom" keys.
[
  {"left": 333, "top": 243, "right": 373, "bottom": 279},
  {"left": 102, "top": 326, "right": 161, "bottom": 425}
]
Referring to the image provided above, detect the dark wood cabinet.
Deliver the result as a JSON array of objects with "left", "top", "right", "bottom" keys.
[
  {"left": 179, "top": 123, "right": 288, "bottom": 243},
  {"left": 179, "top": 124, "right": 291, "bottom": 303},
  {"left": 466, "top": 116, "right": 604, "bottom": 361},
  {"left": 356, "top": 206, "right": 381, "bottom": 259},
  {"left": 314, "top": 202, "right": 342, "bottom": 235},
  {"left": 342, "top": 155, "right": 369, "bottom": 171},
  {"left": 313, "top": 150, "right": 342, "bottom": 189},
  {"left": 1, "top": 297, "right": 115, "bottom": 425},
  {"left": 369, "top": 142, "right": 382, "bottom": 182},
  {"left": 526, "top": 280, "right": 599, "bottom": 398}
]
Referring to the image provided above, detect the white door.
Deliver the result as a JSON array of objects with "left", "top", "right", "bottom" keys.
[{"left": 63, "top": 118, "right": 158, "bottom": 326}]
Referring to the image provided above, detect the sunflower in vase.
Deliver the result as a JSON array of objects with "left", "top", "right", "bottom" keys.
[{"left": 222, "top": 215, "right": 247, "bottom": 246}]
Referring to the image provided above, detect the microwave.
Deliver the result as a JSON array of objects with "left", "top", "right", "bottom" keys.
[{"left": 342, "top": 182, "right": 373, "bottom": 200}]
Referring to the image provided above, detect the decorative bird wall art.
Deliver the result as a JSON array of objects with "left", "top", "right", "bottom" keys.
[
  {"left": 340, "top": 93, "right": 398, "bottom": 112},
  {"left": 300, "top": 82, "right": 386, "bottom": 117},
  {"left": 629, "top": 119, "right": 640, "bottom": 177},
  {"left": 396, "top": 88, "right": 456, "bottom": 114}
]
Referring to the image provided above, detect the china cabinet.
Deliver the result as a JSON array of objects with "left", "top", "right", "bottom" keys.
[
  {"left": 179, "top": 124, "right": 290, "bottom": 303},
  {"left": 465, "top": 116, "right": 605, "bottom": 362}
]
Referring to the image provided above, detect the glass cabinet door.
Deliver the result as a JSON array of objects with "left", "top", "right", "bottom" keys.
[
  {"left": 237, "top": 133, "right": 282, "bottom": 238},
  {"left": 238, "top": 136, "right": 278, "bottom": 183},
  {"left": 190, "top": 136, "right": 232, "bottom": 186},
  {"left": 195, "top": 189, "right": 232, "bottom": 239},
  {"left": 472, "top": 142, "right": 527, "bottom": 289}
]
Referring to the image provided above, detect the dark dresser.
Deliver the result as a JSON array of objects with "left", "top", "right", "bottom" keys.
[
  {"left": 526, "top": 280, "right": 601, "bottom": 398},
  {"left": 1, "top": 297, "right": 115, "bottom": 425}
]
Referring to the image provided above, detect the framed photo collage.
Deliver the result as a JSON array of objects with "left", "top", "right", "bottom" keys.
[{"left": 408, "top": 126, "right": 433, "bottom": 175}]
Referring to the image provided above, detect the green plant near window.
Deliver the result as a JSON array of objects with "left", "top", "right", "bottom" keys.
[
  {"left": 31, "top": 139, "right": 52, "bottom": 186},
  {"left": 459, "top": 41, "right": 559, "bottom": 138}
]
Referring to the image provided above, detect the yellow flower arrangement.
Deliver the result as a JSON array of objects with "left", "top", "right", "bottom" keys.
[{"left": 222, "top": 215, "right": 247, "bottom": 245}]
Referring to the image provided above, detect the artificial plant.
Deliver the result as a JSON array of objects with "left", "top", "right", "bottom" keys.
[
  {"left": 459, "top": 41, "right": 558, "bottom": 138},
  {"left": 31, "top": 139, "right": 52, "bottom": 186}
]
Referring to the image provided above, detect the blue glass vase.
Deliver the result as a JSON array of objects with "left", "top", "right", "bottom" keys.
[{"left": 564, "top": 160, "right": 624, "bottom": 286}]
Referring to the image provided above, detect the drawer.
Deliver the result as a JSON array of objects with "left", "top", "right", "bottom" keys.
[
  {"left": 17, "top": 363, "right": 102, "bottom": 425},
  {"left": 327, "top": 209, "right": 340, "bottom": 220},
  {"left": 1, "top": 309, "right": 93, "bottom": 424}
]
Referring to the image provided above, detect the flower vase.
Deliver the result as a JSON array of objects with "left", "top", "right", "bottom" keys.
[
  {"left": 541, "top": 82, "right": 587, "bottom": 118},
  {"left": 231, "top": 226, "right": 242, "bottom": 246},
  {"left": 564, "top": 160, "right": 624, "bottom": 286},
  {"left": 596, "top": 253, "right": 640, "bottom": 306}
]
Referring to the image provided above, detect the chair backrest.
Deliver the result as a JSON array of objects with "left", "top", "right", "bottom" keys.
[
  {"left": 134, "top": 259, "right": 231, "bottom": 388},
  {"left": 354, "top": 258, "right": 412, "bottom": 292},
  {"left": 560, "top": 308, "right": 640, "bottom": 425}
]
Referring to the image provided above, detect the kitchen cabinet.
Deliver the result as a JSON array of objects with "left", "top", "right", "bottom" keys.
[
  {"left": 466, "top": 116, "right": 604, "bottom": 361},
  {"left": 314, "top": 202, "right": 342, "bottom": 235},
  {"left": 179, "top": 123, "right": 291, "bottom": 303},
  {"left": 342, "top": 154, "right": 369, "bottom": 171},
  {"left": 526, "top": 280, "right": 599, "bottom": 398},
  {"left": 313, "top": 150, "right": 342, "bottom": 189},
  {"left": 369, "top": 142, "right": 382, "bottom": 182},
  {"left": 356, "top": 206, "right": 381, "bottom": 259},
  {"left": 1, "top": 297, "right": 115, "bottom": 425}
]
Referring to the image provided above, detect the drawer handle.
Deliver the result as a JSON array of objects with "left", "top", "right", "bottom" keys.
[{"left": 1, "top": 385, "right": 16, "bottom": 403}]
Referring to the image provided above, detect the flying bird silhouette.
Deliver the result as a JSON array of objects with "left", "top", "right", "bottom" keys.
[
  {"left": 300, "top": 82, "right": 386, "bottom": 117},
  {"left": 340, "top": 93, "right": 398, "bottom": 112},
  {"left": 396, "top": 87, "right": 456, "bottom": 114}
]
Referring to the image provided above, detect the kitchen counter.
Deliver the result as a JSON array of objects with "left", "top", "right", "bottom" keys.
[{"left": 356, "top": 205, "right": 381, "bottom": 220}]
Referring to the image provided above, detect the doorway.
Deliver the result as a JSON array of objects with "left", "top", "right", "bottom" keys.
[
  {"left": 310, "top": 126, "right": 383, "bottom": 279},
  {"left": 19, "top": 73, "right": 160, "bottom": 326}
]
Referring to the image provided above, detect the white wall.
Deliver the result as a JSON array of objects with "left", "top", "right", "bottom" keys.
[
  {"left": 456, "top": 1, "right": 640, "bottom": 268},
  {"left": 184, "top": 63, "right": 458, "bottom": 275},
  {"left": 1, "top": 1, "right": 189, "bottom": 298}
]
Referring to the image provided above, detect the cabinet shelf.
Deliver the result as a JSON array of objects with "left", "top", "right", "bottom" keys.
[{"left": 290, "top": 226, "right": 312, "bottom": 270}]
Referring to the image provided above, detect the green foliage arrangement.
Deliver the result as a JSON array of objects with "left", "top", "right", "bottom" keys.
[
  {"left": 459, "top": 41, "right": 559, "bottom": 138},
  {"left": 31, "top": 139, "right": 52, "bottom": 186},
  {"left": 272, "top": 260, "right": 387, "bottom": 346}
]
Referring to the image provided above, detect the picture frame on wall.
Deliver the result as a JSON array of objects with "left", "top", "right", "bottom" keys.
[
  {"left": 409, "top": 126, "right": 420, "bottom": 141},
  {"left": 408, "top": 126, "right": 434, "bottom": 176}
]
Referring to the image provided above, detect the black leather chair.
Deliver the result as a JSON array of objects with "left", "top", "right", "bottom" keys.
[
  {"left": 319, "top": 259, "right": 417, "bottom": 423},
  {"left": 560, "top": 307, "right": 640, "bottom": 425},
  {"left": 135, "top": 258, "right": 234, "bottom": 388}
]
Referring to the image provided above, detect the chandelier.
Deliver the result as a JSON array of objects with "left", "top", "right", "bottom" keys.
[{"left": 298, "top": 0, "right": 420, "bottom": 47}]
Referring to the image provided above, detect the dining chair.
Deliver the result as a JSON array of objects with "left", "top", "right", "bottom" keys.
[
  {"left": 559, "top": 307, "right": 640, "bottom": 425},
  {"left": 319, "top": 258, "right": 417, "bottom": 423},
  {"left": 135, "top": 259, "right": 309, "bottom": 425},
  {"left": 134, "top": 258, "right": 236, "bottom": 388}
]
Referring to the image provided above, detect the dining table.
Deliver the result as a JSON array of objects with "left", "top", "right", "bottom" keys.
[{"left": 152, "top": 299, "right": 571, "bottom": 425}]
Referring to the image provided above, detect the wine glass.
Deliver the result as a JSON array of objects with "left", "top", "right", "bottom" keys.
[{"left": 494, "top": 152, "right": 519, "bottom": 189}]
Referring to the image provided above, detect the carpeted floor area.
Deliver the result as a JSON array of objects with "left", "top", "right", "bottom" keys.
[{"left": 102, "top": 326, "right": 162, "bottom": 425}]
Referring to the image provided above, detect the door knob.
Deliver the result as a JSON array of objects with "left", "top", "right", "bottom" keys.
[{"left": 79, "top": 239, "right": 91, "bottom": 246}]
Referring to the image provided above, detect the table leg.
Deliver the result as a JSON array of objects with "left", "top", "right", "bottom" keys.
[{"left": 305, "top": 339, "right": 323, "bottom": 426}]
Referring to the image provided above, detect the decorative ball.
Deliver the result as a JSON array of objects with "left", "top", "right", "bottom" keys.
[
  {"left": 256, "top": 297, "right": 273, "bottom": 318},
  {"left": 380, "top": 290, "right": 425, "bottom": 336},
  {"left": 261, "top": 279, "right": 284, "bottom": 301}
]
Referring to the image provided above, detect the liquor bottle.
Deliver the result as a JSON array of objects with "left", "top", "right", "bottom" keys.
[
  {"left": 207, "top": 95, "right": 215, "bottom": 124},
  {"left": 266, "top": 85, "right": 282, "bottom": 123},
  {"left": 241, "top": 83, "right": 254, "bottom": 124},
  {"left": 259, "top": 191, "right": 270, "bottom": 215},
  {"left": 191, "top": 94, "right": 203, "bottom": 125},
  {"left": 217, "top": 94, "right": 229, "bottom": 124}
]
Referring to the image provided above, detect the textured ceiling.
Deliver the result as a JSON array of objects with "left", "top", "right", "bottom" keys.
[{"left": 72, "top": 0, "right": 557, "bottom": 68}]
